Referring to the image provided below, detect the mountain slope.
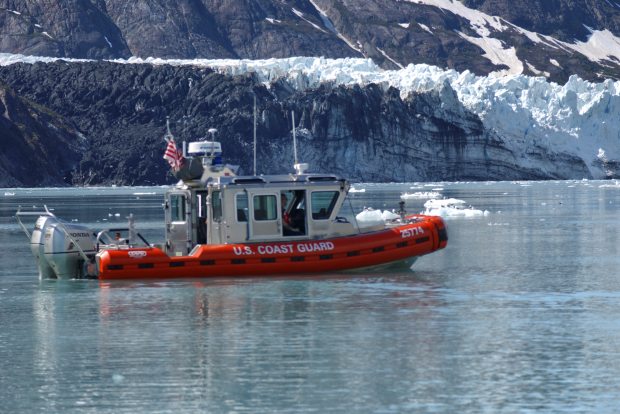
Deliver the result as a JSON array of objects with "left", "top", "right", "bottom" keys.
[{"left": 1, "top": 0, "right": 620, "bottom": 82}]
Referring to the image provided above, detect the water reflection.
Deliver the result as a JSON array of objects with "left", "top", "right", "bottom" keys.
[{"left": 27, "top": 274, "right": 446, "bottom": 412}]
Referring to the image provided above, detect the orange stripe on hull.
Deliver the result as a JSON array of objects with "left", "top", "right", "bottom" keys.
[{"left": 97, "top": 216, "right": 447, "bottom": 280}]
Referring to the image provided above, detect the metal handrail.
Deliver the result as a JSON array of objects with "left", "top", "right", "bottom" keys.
[{"left": 15, "top": 205, "right": 55, "bottom": 239}]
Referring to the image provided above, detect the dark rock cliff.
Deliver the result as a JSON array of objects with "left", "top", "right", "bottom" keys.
[
  {"left": 0, "top": 83, "right": 82, "bottom": 186},
  {"left": 0, "top": 60, "right": 590, "bottom": 187}
]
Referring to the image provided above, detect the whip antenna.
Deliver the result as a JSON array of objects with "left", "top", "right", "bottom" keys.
[
  {"left": 291, "top": 110, "right": 308, "bottom": 175},
  {"left": 253, "top": 95, "right": 257, "bottom": 176},
  {"left": 292, "top": 110, "right": 298, "bottom": 165}
]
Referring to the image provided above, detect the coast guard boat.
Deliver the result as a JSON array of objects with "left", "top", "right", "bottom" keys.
[{"left": 17, "top": 129, "right": 447, "bottom": 280}]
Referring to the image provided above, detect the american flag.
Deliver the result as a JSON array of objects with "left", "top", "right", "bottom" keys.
[{"left": 163, "top": 137, "right": 184, "bottom": 171}]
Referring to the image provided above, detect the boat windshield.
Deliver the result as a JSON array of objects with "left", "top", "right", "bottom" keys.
[{"left": 311, "top": 191, "right": 339, "bottom": 220}]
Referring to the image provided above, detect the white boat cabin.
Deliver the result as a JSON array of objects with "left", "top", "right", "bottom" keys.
[{"left": 164, "top": 174, "right": 355, "bottom": 256}]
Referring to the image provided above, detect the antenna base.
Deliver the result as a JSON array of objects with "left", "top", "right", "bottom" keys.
[{"left": 294, "top": 163, "right": 309, "bottom": 175}]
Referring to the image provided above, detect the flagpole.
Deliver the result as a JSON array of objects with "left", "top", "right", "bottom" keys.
[{"left": 165, "top": 116, "right": 173, "bottom": 143}]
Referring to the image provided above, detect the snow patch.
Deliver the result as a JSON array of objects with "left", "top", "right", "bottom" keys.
[
  {"left": 417, "top": 23, "right": 433, "bottom": 34},
  {"left": 307, "top": 0, "right": 363, "bottom": 54},
  {"left": 399, "top": 22, "right": 411, "bottom": 29},
  {"left": 407, "top": 0, "right": 620, "bottom": 73},
  {"left": 457, "top": 31, "right": 522, "bottom": 75},
  {"left": 307, "top": 0, "right": 338, "bottom": 34},
  {"left": 569, "top": 29, "right": 620, "bottom": 63},
  {"left": 377, "top": 47, "right": 404, "bottom": 69},
  {"left": 525, "top": 61, "right": 550, "bottom": 77},
  {"left": 408, "top": 0, "right": 508, "bottom": 37},
  {"left": 291, "top": 8, "right": 327, "bottom": 33}
]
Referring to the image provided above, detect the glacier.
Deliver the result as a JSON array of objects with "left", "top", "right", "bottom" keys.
[{"left": 1, "top": 52, "right": 619, "bottom": 179}]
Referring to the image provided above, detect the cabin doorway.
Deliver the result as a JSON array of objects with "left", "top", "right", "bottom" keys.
[
  {"left": 164, "top": 190, "right": 191, "bottom": 255},
  {"left": 281, "top": 190, "right": 307, "bottom": 237}
]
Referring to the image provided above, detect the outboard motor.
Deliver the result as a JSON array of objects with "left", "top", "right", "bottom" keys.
[
  {"left": 43, "top": 219, "right": 97, "bottom": 279},
  {"left": 30, "top": 215, "right": 55, "bottom": 279},
  {"left": 20, "top": 210, "right": 97, "bottom": 279}
]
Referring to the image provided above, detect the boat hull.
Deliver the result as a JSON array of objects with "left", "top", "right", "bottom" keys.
[{"left": 97, "top": 215, "right": 447, "bottom": 280}]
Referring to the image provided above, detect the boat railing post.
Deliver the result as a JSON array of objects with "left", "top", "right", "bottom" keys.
[
  {"left": 206, "top": 192, "right": 212, "bottom": 244},
  {"left": 347, "top": 197, "right": 362, "bottom": 233},
  {"left": 244, "top": 189, "right": 252, "bottom": 241},
  {"left": 15, "top": 206, "right": 32, "bottom": 239},
  {"left": 186, "top": 193, "right": 192, "bottom": 254},
  {"left": 127, "top": 213, "right": 136, "bottom": 245}
]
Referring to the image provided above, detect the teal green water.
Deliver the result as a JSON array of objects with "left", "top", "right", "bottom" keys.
[{"left": 1, "top": 181, "right": 620, "bottom": 413}]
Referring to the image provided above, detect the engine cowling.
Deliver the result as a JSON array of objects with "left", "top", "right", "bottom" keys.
[{"left": 32, "top": 215, "right": 97, "bottom": 279}]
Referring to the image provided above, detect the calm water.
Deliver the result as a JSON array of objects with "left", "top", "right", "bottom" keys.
[{"left": 1, "top": 181, "right": 620, "bottom": 413}]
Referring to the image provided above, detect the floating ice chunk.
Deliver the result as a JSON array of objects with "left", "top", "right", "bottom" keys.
[
  {"left": 599, "top": 180, "right": 620, "bottom": 188},
  {"left": 401, "top": 191, "right": 440, "bottom": 199},
  {"left": 349, "top": 187, "right": 366, "bottom": 193},
  {"left": 381, "top": 210, "right": 400, "bottom": 221},
  {"left": 423, "top": 198, "right": 489, "bottom": 218},
  {"left": 356, "top": 208, "right": 384, "bottom": 226},
  {"left": 355, "top": 208, "right": 402, "bottom": 229}
]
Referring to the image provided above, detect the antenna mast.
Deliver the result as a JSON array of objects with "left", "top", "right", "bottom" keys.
[
  {"left": 292, "top": 110, "right": 298, "bottom": 165},
  {"left": 253, "top": 95, "right": 257, "bottom": 176},
  {"left": 291, "top": 110, "right": 308, "bottom": 175}
]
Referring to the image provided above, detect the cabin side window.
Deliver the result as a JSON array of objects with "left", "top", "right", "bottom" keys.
[
  {"left": 311, "top": 191, "right": 339, "bottom": 220},
  {"left": 170, "top": 194, "right": 186, "bottom": 222},
  {"left": 236, "top": 193, "right": 248, "bottom": 222},
  {"left": 253, "top": 195, "right": 277, "bottom": 221},
  {"left": 212, "top": 190, "right": 222, "bottom": 221}
]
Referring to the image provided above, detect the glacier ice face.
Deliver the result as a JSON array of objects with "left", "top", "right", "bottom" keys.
[
  {"left": 1, "top": 53, "right": 619, "bottom": 179},
  {"left": 150, "top": 56, "right": 618, "bottom": 179}
]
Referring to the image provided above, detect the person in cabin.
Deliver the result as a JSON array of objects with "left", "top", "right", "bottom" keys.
[
  {"left": 114, "top": 231, "right": 127, "bottom": 244},
  {"left": 282, "top": 192, "right": 304, "bottom": 235},
  {"left": 281, "top": 193, "right": 291, "bottom": 225}
]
